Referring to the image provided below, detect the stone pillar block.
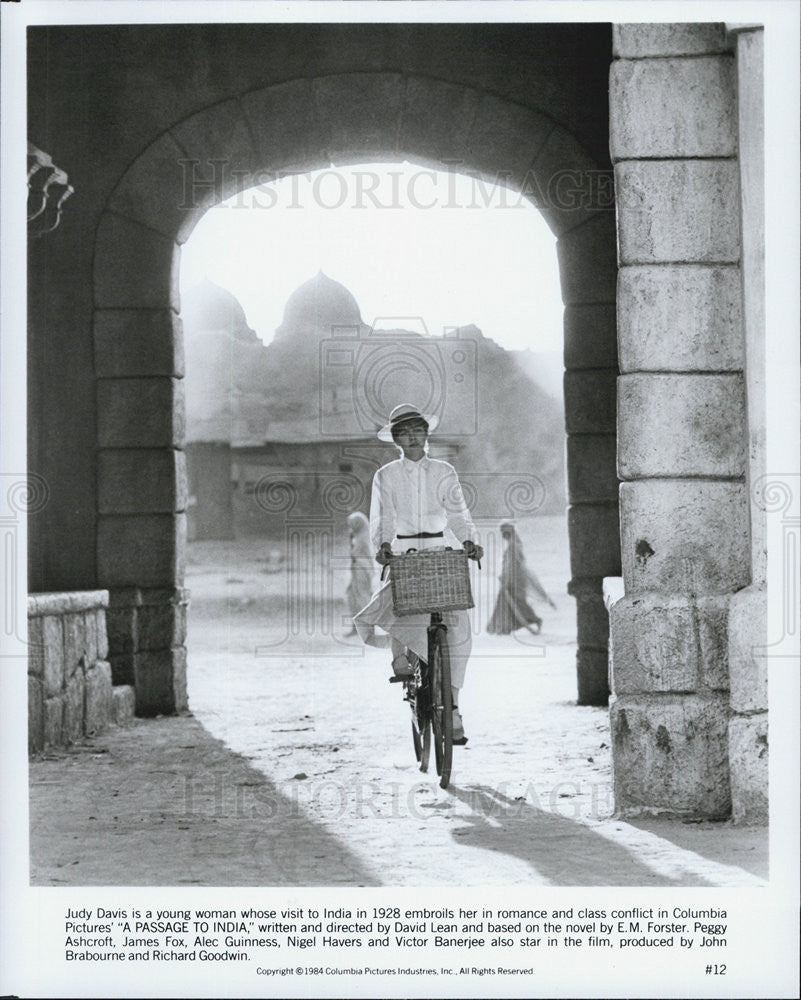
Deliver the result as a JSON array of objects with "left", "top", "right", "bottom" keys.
[
  {"left": 615, "top": 160, "right": 740, "bottom": 264},
  {"left": 618, "top": 374, "right": 746, "bottom": 478},
  {"left": 610, "top": 594, "right": 730, "bottom": 694},
  {"left": 137, "top": 588, "right": 189, "bottom": 651},
  {"left": 617, "top": 265, "right": 743, "bottom": 373},
  {"left": 564, "top": 370, "right": 617, "bottom": 434},
  {"left": 94, "top": 212, "right": 179, "bottom": 311},
  {"left": 111, "top": 654, "right": 135, "bottom": 687},
  {"left": 134, "top": 647, "right": 188, "bottom": 716},
  {"left": 556, "top": 212, "right": 618, "bottom": 305},
  {"left": 29, "top": 676, "right": 44, "bottom": 754},
  {"left": 99, "top": 449, "right": 187, "bottom": 514},
  {"left": 563, "top": 302, "right": 617, "bottom": 370},
  {"left": 571, "top": 582, "right": 610, "bottom": 649},
  {"left": 98, "top": 513, "right": 186, "bottom": 588},
  {"left": 728, "top": 583, "right": 768, "bottom": 712},
  {"left": 28, "top": 616, "right": 44, "bottom": 678},
  {"left": 62, "top": 614, "right": 90, "bottom": 678},
  {"left": 63, "top": 671, "right": 86, "bottom": 742},
  {"left": 728, "top": 715, "right": 768, "bottom": 824},
  {"left": 611, "top": 693, "right": 731, "bottom": 818},
  {"left": 610, "top": 57, "right": 735, "bottom": 160},
  {"left": 620, "top": 480, "right": 749, "bottom": 594},
  {"left": 85, "top": 661, "right": 113, "bottom": 735},
  {"left": 568, "top": 504, "right": 622, "bottom": 581},
  {"left": 613, "top": 24, "right": 729, "bottom": 59},
  {"left": 42, "top": 616, "right": 64, "bottom": 698},
  {"left": 566, "top": 434, "right": 618, "bottom": 504},
  {"left": 577, "top": 648, "right": 610, "bottom": 706},
  {"left": 94, "top": 309, "right": 184, "bottom": 378},
  {"left": 97, "top": 378, "right": 185, "bottom": 449},
  {"left": 44, "top": 696, "right": 64, "bottom": 747},
  {"left": 96, "top": 610, "right": 109, "bottom": 660},
  {"left": 112, "top": 685, "right": 136, "bottom": 726}
]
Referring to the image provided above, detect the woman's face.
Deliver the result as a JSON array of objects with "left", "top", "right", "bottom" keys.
[{"left": 394, "top": 420, "right": 428, "bottom": 460}]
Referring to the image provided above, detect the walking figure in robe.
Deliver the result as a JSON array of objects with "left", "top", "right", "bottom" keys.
[
  {"left": 345, "top": 511, "right": 374, "bottom": 636},
  {"left": 487, "top": 522, "right": 556, "bottom": 635}
]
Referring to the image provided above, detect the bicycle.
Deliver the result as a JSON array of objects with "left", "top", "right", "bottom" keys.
[{"left": 384, "top": 546, "right": 477, "bottom": 790}]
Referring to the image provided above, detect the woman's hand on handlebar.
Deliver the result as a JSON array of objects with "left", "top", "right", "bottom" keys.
[
  {"left": 375, "top": 542, "right": 393, "bottom": 566},
  {"left": 463, "top": 540, "right": 484, "bottom": 563}
]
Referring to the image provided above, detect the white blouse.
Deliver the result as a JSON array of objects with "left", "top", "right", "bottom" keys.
[{"left": 369, "top": 456, "right": 476, "bottom": 550}]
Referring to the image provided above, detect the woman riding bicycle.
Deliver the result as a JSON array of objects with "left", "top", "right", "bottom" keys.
[{"left": 353, "top": 403, "right": 483, "bottom": 744}]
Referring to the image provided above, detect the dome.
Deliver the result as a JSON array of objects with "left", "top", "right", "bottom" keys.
[
  {"left": 182, "top": 278, "right": 257, "bottom": 341},
  {"left": 275, "top": 270, "right": 362, "bottom": 340}
]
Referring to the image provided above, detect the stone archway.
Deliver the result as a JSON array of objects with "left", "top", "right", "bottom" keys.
[{"left": 91, "top": 73, "right": 619, "bottom": 716}]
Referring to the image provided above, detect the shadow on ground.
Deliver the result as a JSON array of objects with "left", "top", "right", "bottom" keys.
[{"left": 29, "top": 715, "right": 380, "bottom": 887}]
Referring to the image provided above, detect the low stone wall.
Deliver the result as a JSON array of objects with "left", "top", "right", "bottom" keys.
[{"left": 28, "top": 591, "right": 135, "bottom": 753}]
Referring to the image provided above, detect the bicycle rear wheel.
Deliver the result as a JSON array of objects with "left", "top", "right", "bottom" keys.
[
  {"left": 429, "top": 626, "right": 453, "bottom": 789},
  {"left": 407, "top": 652, "right": 431, "bottom": 772}
]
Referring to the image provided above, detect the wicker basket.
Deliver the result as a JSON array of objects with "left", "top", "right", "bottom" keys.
[{"left": 388, "top": 548, "right": 474, "bottom": 616}]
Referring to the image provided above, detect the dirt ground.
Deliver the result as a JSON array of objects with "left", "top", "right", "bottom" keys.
[{"left": 29, "top": 515, "right": 768, "bottom": 886}]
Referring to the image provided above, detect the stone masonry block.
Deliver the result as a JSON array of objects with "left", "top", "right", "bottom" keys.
[
  {"left": 96, "top": 609, "right": 109, "bottom": 660},
  {"left": 557, "top": 212, "right": 618, "bottom": 306},
  {"left": 108, "top": 131, "right": 191, "bottom": 240},
  {"left": 242, "top": 79, "right": 331, "bottom": 173},
  {"left": 42, "top": 615, "right": 64, "bottom": 698},
  {"left": 313, "top": 73, "right": 404, "bottom": 160},
  {"left": 135, "top": 647, "right": 187, "bottom": 716},
  {"left": 575, "top": 590, "right": 610, "bottom": 650},
  {"left": 610, "top": 57, "right": 735, "bottom": 160},
  {"left": 564, "top": 370, "right": 617, "bottom": 434},
  {"left": 466, "top": 93, "right": 552, "bottom": 190},
  {"left": 563, "top": 303, "right": 617, "bottom": 371},
  {"left": 617, "top": 265, "right": 743, "bottom": 372},
  {"left": 98, "top": 514, "right": 186, "bottom": 589},
  {"left": 611, "top": 693, "right": 731, "bottom": 818},
  {"left": 618, "top": 373, "right": 746, "bottom": 478},
  {"left": 527, "top": 124, "right": 615, "bottom": 237},
  {"left": 577, "top": 648, "right": 610, "bottom": 706},
  {"left": 44, "top": 696, "right": 64, "bottom": 747},
  {"left": 63, "top": 671, "right": 86, "bottom": 743},
  {"left": 615, "top": 160, "right": 740, "bottom": 264},
  {"left": 110, "top": 653, "right": 135, "bottom": 687},
  {"left": 29, "top": 676, "right": 44, "bottom": 754},
  {"left": 567, "top": 434, "right": 618, "bottom": 504},
  {"left": 568, "top": 504, "right": 622, "bottom": 580},
  {"left": 106, "top": 606, "right": 137, "bottom": 656},
  {"left": 28, "top": 616, "right": 44, "bottom": 678},
  {"left": 399, "top": 77, "right": 481, "bottom": 169},
  {"left": 728, "top": 714, "right": 768, "bottom": 824},
  {"left": 97, "top": 378, "right": 185, "bottom": 449},
  {"left": 727, "top": 583, "right": 768, "bottom": 713},
  {"left": 99, "top": 449, "right": 187, "bottom": 514},
  {"left": 613, "top": 24, "right": 729, "bottom": 59},
  {"left": 137, "top": 600, "right": 188, "bottom": 652},
  {"left": 94, "top": 309, "right": 184, "bottom": 378},
  {"left": 610, "top": 593, "right": 730, "bottom": 694},
  {"left": 85, "top": 661, "right": 113, "bottom": 736},
  {"left": 94, "top": 212, "right": 179, "bottom": 310},
  {"left": 112, "top": 685, "right": 136, "bottom": 726},
  {"left": 620, "top": 480, "right": 750, "bottom": 595},
  {"left": 62, "top": 614, "right": 91, "bottom": 678}
]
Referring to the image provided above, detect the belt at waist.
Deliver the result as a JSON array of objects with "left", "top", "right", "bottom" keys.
[{"left": 396, "top": 531, "right": 444, "bottom": 539}]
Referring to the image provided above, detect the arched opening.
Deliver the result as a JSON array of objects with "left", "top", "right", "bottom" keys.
[{"left": 91, "top": 75, "right": 619, "bottom": 725}]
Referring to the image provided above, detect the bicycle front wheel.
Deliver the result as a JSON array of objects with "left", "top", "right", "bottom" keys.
[
  {"left": 429, "top": 626, "right": 453, "bottom": 789},
  {"left": 408, "top": 652, "right": 431, "bottom": 772}
]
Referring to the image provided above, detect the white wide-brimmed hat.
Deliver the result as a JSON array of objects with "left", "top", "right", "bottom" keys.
[{"left": 377, "top": 403, "right": 439, "bottom": 442}]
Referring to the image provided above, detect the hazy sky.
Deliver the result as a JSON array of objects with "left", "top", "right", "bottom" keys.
[{"left": 179, "top": 162, "right": 564, "bottom": 352}]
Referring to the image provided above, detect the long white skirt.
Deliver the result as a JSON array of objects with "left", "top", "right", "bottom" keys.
[{"left": 353, "top": 537, "right": 472, "bottom": 689}]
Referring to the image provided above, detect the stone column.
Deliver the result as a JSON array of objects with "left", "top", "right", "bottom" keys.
[
  {"left": 609, "top": 24, "right": 749, "bottom": 817},
  {"left": 94, "top": 216, "right": 188, "bottom": 715}
]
